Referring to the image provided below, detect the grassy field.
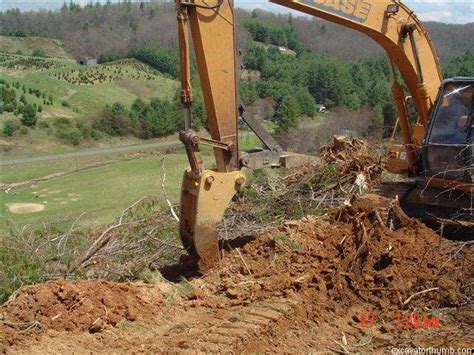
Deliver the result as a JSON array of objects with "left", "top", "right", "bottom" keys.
[
  {"left": 1, "top": 151, "right": 134, "bottom": 184},
  {"left": 1, "top": 129, "right": 260, "bottom": 183},
  {"left": 1, "top": 131, "right": 263, "bottom": 229},
  {"left": 0, "top": 35, "right": 72, "bottom": 58},
  {"left": 1, "top": 153, "right": 194, "bottom": 228}
]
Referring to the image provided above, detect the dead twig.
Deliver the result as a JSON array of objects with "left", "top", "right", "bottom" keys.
[
  {"left": 2, "top": 320, "right": 42, "bottom": 333},
  {"left": 403, "top": 287, "right": 439, "bottom": 306},
  {"left": 160, "top": 157, "right": 180, "bottom": 223},
  {"left": 236, "top": 248, "right": 252, "bottom": 275},
  {"left": 348, "top": 215, "right": 368, "bottom": 271},
  {"left": 435, "top": 242, "right": 469, "bottom": 278},
  {"left": 356, "top": 287, "right": 395, "bottom": 292},
  {"left": 70, "top": 205, "right": 146, "bottom": 273},
  {"left": 57, "top": 211, "right": 87, "bottom": 254},
  {"left": 119, "top": 197, "right": 146, "bottom": 224},
  {"left": 333, "top": 339, "right": 350, "bottom": 354}
]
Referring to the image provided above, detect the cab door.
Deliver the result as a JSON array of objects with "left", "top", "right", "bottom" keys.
[{"left": 422, "top": 82, "right": 473, "bottom": 183}]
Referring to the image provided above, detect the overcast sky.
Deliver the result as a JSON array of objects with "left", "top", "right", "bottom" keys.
[{"left": 2, "top": 1, "right": 473, "bottom": 24}]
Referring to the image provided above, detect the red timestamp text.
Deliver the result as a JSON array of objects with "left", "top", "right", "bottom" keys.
[{"left": 359, "top": 312, "right": 442, "bottom": 330}]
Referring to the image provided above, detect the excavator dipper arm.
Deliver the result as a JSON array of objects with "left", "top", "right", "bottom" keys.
[
  {"left": 175, "top": 0, "right": 444, "bottom": 267},
  {"left": 176, "top": 0, "right": 246, "bottom": 268}
]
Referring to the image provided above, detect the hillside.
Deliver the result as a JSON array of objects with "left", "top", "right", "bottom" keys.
[
  {"left": 0, "top": 54, "right": 178, "bottom": 115},
  {"left": 0, "top": 35, "right": 72, "bottom": 59},
  {"left": 244, "top": 10, "right": 474, "bottom": 63},
  {"left": 300, "top": 20, "right": 474, "bottom": 63},
  {"left": 0, "top": 52, "right": 179, "bottom": 151},
  {"left": 1, "top": 4, "right": 472, "bottom": 63}
]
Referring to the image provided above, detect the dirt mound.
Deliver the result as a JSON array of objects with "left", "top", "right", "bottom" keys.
[
  {"left": 211, "top": 197, "right": 470, "bottom": 312},
  {"left": 2, "top": 280, "right": 164, "bottom": 346},
  {"left": 3, "top": 194, "right": 471, "bottom": 353}
]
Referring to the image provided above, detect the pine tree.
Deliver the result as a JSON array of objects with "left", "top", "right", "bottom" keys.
[
  {"left": 274, "top": 95, "right": 299, "bottom": 133},
  {"left": 21, "top": 104, "right": 38, "bottom": 127}
]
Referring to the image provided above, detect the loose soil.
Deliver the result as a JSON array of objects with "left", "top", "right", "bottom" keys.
[
  {"left": 6, "top": 203, "right": 45, "bottom": 214},
  {"left": 2, "top": 194, "right": 472, "bottom": 353}
]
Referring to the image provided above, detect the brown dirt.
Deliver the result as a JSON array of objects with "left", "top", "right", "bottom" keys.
[
  {"left": 2, "top": 280, "right": 165, "bottom": 347},
  {"left": 2, "top": 194, "right": 472, "bottom": 353}
]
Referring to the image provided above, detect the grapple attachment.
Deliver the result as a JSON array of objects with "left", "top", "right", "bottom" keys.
[{"left": 180, "top": 168, "right": 246, "bottom": 269}]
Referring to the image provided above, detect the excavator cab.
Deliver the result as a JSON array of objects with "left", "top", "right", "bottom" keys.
[
  {"left": 402, "top": 79, "right": 474, "bottom": 232},
  {"left": 422, "top": 79, "right": 473, "bottom": 183}
]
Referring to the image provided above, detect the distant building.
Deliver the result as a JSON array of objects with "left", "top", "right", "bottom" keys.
[
  {"left": 316, "top": 104, "right": 327, "bottom": 113},
  {"left": 75, "top": 56, "right": 97, "bottom": 66},
  {"left": 277, "top": 46, "right": 296, "bottom": 56}
]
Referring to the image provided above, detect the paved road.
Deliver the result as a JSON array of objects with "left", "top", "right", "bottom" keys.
[{"left": 1, "top": 140, "right": 180, "bottom": 166}]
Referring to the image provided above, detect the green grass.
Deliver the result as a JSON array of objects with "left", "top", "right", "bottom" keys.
[
  {"left": 1, "top": 153, "right": 129, "bottom": 184},
  {"left": 1, "top": 128, "right": 261, "bottom": 229},
  {"left": 238, "top": 128, "right": 264, "bottom": 151},
  {"left": 1, "top": 152, "right": 214, "bottom": 228},
  {"left": 0, "top": 35, "right": 72, "bottom": 58}
]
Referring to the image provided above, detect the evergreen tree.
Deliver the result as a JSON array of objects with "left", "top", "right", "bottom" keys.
[
  {"left": 274, "top": 95, "right": 299, "bottom": 133},
  {"left": 20, "top": 104, "right": 38, "bottom": 127},
  {"left": 443, "top": 51, "right": 474, "bottom": 77},
  {"left": 3, "top": 120, "right": 16, "bottom": 136},
  {"left": 240, "top": 82, "right": 259, "bottom": 106}
]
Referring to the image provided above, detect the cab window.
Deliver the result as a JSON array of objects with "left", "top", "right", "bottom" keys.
[{"left": 429, "top": 83, "right": 473, "bottom": 145}]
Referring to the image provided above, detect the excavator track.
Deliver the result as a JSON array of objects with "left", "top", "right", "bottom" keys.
[
  {"left": 401, "top": 185, "right": 474, "bottom": 239},
  {"left": 371, "top": 181, "right": 474, "bottom": 239}
]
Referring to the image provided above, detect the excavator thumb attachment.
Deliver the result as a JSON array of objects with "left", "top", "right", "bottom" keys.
[{"left": 180, "top": 168, "right": 246, "bottom": 269}]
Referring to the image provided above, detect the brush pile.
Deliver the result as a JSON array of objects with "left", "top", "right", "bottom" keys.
[
  {"left": 222, "top": 136, "right": 385, "bottom": 238},
  {"left": 320, "top": 135, "right": 383, "bottom": 186}
]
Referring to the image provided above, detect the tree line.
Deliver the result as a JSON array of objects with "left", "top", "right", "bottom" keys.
[
  {"left": 240, "top": 43, "right": 394, "bottom": 134},
  {"left": 92, "top": 90, "right": 206, "bottom": 139},
  {"left": 1, "top": 2, "right": 472, "bottom": 63},
  {"left": 1, "top": 3, "right": 473, "bottom": 142}
]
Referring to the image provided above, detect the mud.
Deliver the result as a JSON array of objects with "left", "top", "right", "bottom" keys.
[{"left": 2, "top": 194, "right": 472, "bottom": 353}]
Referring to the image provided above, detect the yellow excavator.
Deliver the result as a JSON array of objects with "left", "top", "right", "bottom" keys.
[{"left": 175, "top": 0, "right": 474, "bottom": 267}]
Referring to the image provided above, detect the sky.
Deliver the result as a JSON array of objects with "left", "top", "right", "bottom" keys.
[
  {"left": 1, "top": 0, "right": 473, "bottom": 24},
  {"left": 237, "top": 0, "right": 474, "bottom": 24}
]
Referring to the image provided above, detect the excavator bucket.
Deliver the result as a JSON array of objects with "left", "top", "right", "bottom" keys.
[{"left": 180, "top": 168, "right": 246, "bottom": 269}]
